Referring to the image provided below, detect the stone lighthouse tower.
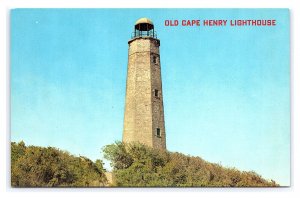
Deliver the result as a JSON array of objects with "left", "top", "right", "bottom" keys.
[{"left": 123, "top": 18, "right": 166, "bottom": 150}]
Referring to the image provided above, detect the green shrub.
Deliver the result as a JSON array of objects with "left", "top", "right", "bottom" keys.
[
  {"left": 11, "top": 141, "right": 107, "bottom": 187},
  {"left": 103, "top": 142, "right": 278, "bottom": 187}
]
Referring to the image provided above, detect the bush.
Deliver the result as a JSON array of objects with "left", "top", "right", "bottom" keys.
[
  {"left": 11, "top": 141, "right": 107, "bottom": 187},
  {"left": 103, "top": 142, "right": 278, "bottom": 187}
]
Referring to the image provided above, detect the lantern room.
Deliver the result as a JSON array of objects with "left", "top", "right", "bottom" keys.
[{"left": 132, "top": 17, "right": 157, "bottom": 38}]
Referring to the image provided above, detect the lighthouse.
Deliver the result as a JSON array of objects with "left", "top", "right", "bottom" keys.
[{"left": 123, "top": 18, "right": 166, "bottom": 150}]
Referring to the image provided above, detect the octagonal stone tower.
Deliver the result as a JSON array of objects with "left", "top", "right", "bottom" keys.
[{"left": 123, "top": 18, "right": 166, "bottom": 150}]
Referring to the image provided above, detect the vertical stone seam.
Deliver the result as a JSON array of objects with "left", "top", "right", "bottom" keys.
[
  {"left": 122, "top": 47, "right": 130, "bottom": 142},
  {"left": 159, "top": 54, "right": 166, "bottom": 149},
  {"left": 149, "top": 49, "right": 154, "bottom": 148},
  {"left": 132, "top": 52, "right": 138, "bottom": 142}
]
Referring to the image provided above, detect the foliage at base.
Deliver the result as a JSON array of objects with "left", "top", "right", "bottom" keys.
[
  {"left": 103, "top": 142, "right": 278, "bottom": 187},
  {"left": 11, "top": 141, "right": 107, "bottom": 187}
]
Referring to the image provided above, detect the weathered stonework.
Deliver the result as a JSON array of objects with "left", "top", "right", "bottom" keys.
[
  {"left": 123, "top": 36, "right": 166, "bottom": 150},
  {"left": 104, "top": 172, "right": 115, "bottom": 186}
]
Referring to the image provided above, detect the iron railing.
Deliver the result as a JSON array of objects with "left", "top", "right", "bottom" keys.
[{"left": 131, "top": 30, "right": 157, "bottom": 39}]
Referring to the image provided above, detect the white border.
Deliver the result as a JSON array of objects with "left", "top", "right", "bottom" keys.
[{"left": 1, "top": 0, "right": 299, "bottom": 198}]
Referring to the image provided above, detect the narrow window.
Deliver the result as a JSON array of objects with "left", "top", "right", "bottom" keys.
[
  {"left": 153, "top": 56, "right": 157, "bottom": 64},
  {"left": 154, "top": 89, "right": 159, "bottom": 97},
  {"left": 156, "top": 128, "right": 161, "bottom": 137}
]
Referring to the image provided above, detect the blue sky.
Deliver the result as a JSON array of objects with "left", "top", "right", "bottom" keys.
[{"left": 11, "top": 9, "right": 290, "bottom": 185}]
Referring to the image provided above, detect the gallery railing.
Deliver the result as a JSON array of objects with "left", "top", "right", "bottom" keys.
[{"left": 131, "top": 30, "right": 157, "bottom": 39}]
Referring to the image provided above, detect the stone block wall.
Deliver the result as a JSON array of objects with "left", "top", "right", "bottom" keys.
[{"left": 123, "top": 37, "right": 166, "bottom": 150}]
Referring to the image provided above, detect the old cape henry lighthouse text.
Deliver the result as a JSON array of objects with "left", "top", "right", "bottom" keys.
[{"left": 165, "top": 19, "right": 276, "bottom": 26}]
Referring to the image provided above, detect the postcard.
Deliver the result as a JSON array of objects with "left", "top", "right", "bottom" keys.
[{"left": 10, "top": 8, "right": 290, "bottom": 187}]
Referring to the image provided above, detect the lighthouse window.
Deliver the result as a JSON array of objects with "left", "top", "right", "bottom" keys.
[
  {"left": 156, "top": 128, "right": 161, "bottom": 137},
  {"left": 153, "top": 56, "right": 157, "bottom": 64},
  {"left": 154, "top": 89, "right": 159, "bottom": 97}
]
